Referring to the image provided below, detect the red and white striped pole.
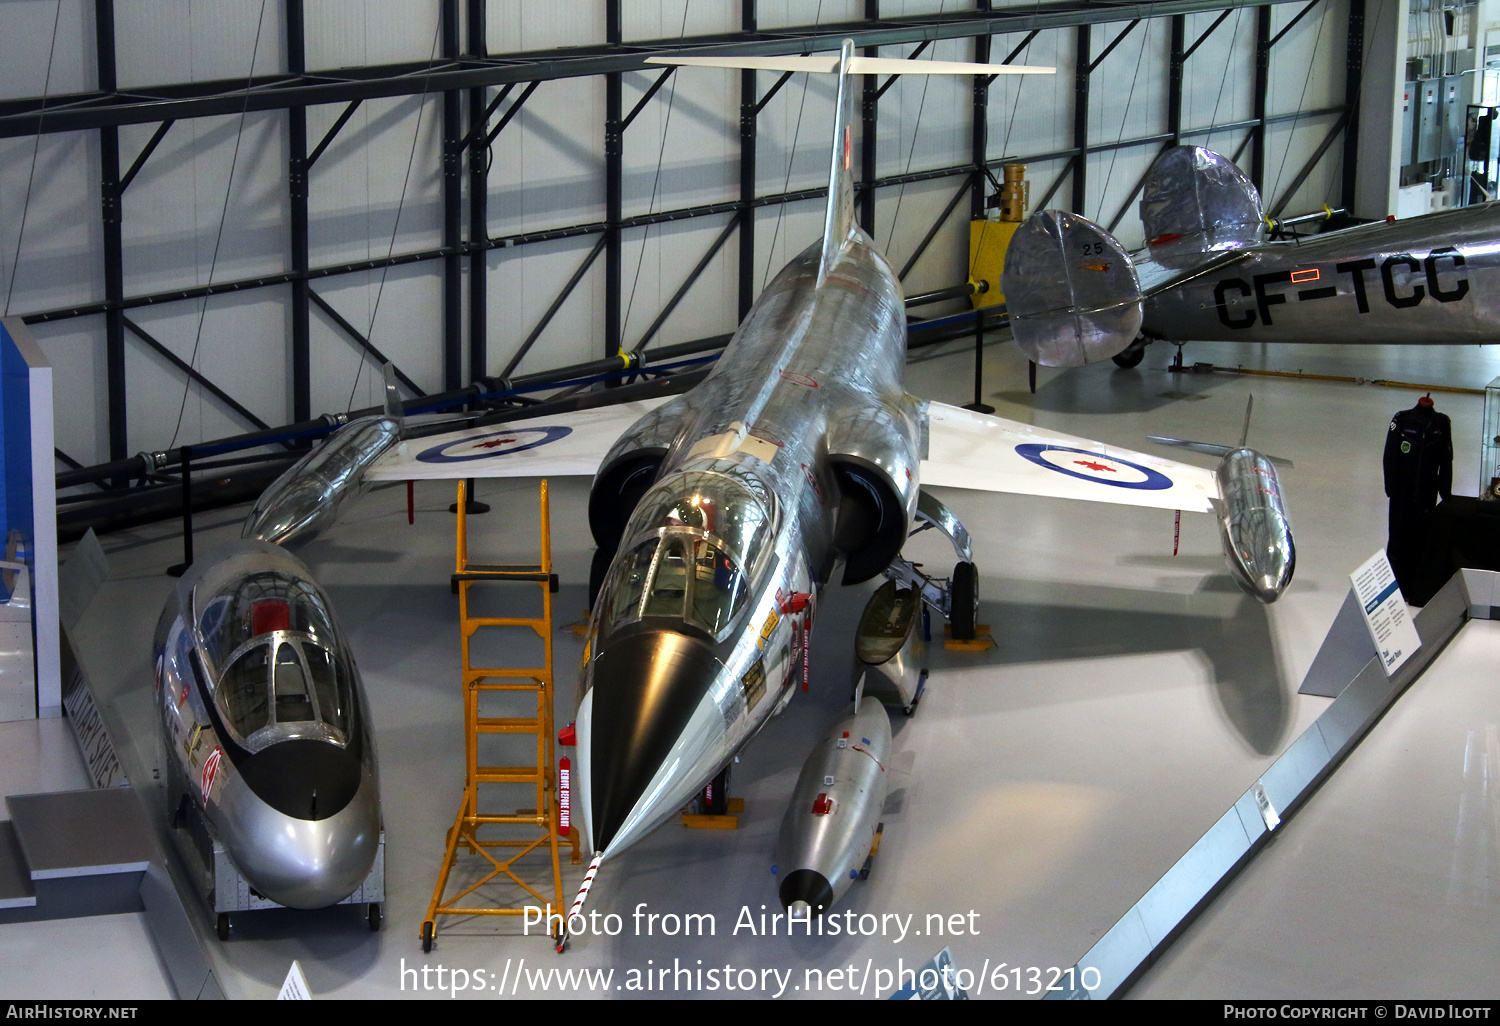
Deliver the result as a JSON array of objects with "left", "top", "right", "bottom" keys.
[{"left": 568, "top": 853, "right": 603, "bottom": 928}]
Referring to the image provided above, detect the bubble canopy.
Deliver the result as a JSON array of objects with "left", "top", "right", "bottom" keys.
[
  {"left": 599, "top": 468, "right": 777, "bottom": 641},
  {"left": 190, "top": 549, "right": 363, "bottom": 754}
]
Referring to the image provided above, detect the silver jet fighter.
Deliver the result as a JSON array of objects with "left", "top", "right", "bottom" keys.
[
  {"left": 369, "top": 43, "right": 1236, "bottom": 908},
  {"left": 1003, "top": 145, "right": 1500, "bottom": 370},
  {"left": 155, "top": 540, "right": 382, "bottom": 921}
]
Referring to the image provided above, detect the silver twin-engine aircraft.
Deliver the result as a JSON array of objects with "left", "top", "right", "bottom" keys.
[
  {"left": 364, "top": 41, "right": 1279, "bottom": 926},
  {"left": 1002, "top": 145, "right": 1500, "bottom": 371}
]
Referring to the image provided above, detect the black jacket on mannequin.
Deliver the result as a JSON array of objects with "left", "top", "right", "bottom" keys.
[{"left": 1383, "top": 400, "right": 1453, "bottom": 589}]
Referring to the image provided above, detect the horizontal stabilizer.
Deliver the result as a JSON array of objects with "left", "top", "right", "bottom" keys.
[
  {"left": 1146, "top": 436, "right": 1235, "bottom": 460},
  {"left": 1146, "top": 435, "right": 1294, "bottom": 469},
  {"left": 644, "top": 53, "right": 1054, "bottom": 76}
]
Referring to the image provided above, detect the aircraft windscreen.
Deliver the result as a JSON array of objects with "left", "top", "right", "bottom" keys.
[
  {"left": 216, "top": 634, "right": 357, "bottom": 749},
  {"left": 600, "top": 532, "right": 749, "bottom": 639}
]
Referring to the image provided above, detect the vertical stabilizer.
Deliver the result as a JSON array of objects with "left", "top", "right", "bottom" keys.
[
  {"left": 818, "top": 40, "right": 859, "bottom": 285},
  {"left": 381, "top": 362, "right": 404, "bottom": 434}
]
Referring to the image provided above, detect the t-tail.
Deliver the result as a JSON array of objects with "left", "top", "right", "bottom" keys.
[
  {"left": 1148, "top": 396, "right": 1296, "bottom": 603},
  {"left": 645, "top": 44, "right": 1053, "bottom": 287}
]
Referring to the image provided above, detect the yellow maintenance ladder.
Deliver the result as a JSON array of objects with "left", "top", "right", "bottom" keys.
[{"left": 421, "top": 479, "right": 578, "bottom": 952}]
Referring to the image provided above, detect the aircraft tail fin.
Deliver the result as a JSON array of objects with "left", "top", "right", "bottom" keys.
[
  {"left": 820, "top": 41, "right": 858, "bottom": 284},
  {"left": 381, "top": 362, "right": 405, "bottom": 435},
  {"left": 645, "top": 44, "right": 1053, "bottom": 284}
]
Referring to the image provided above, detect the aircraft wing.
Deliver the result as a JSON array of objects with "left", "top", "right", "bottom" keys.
[
  {"left": 365, "top": 398, "right": 670, "bottom": 482},
  {"left": 921, "top": 401, "right": 1218, "bottom": 512}
]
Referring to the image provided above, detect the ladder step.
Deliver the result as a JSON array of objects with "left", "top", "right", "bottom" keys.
[
  {"left": 476, "top": 718, "right": 542, "bottom": 733},
  {"left": 477, "top": 767, "right": 543, "bottom": 783}
]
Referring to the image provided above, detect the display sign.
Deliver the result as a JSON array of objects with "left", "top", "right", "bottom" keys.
[
  {"left": 278, "top": 960, "right": 312, "bottom": 1000},
  {"left": 1350, "top": 550, "right": 1422, "bottom": 675}
]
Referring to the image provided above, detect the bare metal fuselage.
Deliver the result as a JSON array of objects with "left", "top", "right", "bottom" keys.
[
  {"left": 1143, "top": 203, "right": 1500, "bottom": 345},
  {"left": 576, "top": 230, "right": 921, "bottom": 861}
]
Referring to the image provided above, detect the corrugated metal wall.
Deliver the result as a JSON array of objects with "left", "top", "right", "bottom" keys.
[{"left": 0, "top": 0, "right": 1357, "bottom": 467}]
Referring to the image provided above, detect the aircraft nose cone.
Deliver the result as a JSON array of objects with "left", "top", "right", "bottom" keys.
[
  {"left": 779, "top": 869, "right": 834, "bottom": 917},
  {"left": 588, "top": 629, "right": 723, "bottom": 853},
  {"left": 1226, "top": 509, "right": 1295, "bottom": 603}
]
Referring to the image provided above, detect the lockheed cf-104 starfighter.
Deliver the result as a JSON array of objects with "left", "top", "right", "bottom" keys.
[{"left": 364, "top": 41, "right": 1284, "bottom": 926}]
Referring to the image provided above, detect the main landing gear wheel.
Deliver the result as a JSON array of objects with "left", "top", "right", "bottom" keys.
[
  {"left": 950, "top": 561, "right": 978, "bottom": 641},
  {"left": 1112, "top": 341, "right": 1147, "bottom": 368},
  {"left": 216, "top": 913, "right": 230, "bottom": 942},
  {"left": 421, "top": 920, "right": 434, "bottom": 953},
  {"left": 367, "top": 903, "right": 381, "bottom": 932}
]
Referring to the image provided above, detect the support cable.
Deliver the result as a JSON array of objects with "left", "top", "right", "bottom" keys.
[
  {"left": 1268, "top": 0, "right": 1332, "bottom": 210},
  {"left": 764, "top": 1, "right": 826, "bottom": 291},
  {"left": 3, "top": 0, "right": 62, "bottom": 316},
  {"left": 884, "top": 0, "right": 947, "bottom": 255},
  {"left": 344, "top": 14, "right": 445, "bottom": 413},
  {"left": 167, "top": 0, "right": 269, "bottom": 449},
  {"left": 1097, "top": 6, "right": 1157, "bottom": 222},
  {"left": 1205, "top": 7, "right": 1248, "bottom": 152},
  {"left": 622, "top": 1, "right": 692, "bottom": 347}
]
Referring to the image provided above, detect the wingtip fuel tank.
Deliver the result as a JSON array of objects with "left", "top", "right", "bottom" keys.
[
  {"left": 774, "top": 695, "right": 893, "bottom": 916},
  {"left": 1213, "top": 447, "right": 1295, "bottom": 603},
  {"left": 1149, "top": 399, "right": 1295, "bottom": 603},
  {"left": 242, "top": 413, "right": 402, "bottom": 547}
]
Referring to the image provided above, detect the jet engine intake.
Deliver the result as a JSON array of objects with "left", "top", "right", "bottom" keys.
[
  {"left": 588, "top": 452, "right": 664, "bottom": 550},
  {"left": 1002, "top": 210, "right": 1144, "bottom": 367},
  {"left": 832, "top": 459, "right": 909, "bottom": 585}
]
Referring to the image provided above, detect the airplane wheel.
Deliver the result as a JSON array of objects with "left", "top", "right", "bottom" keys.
[
  {"left": 368, "top": 903, "right": 381, "bottom": 932},
  {"left": 216, "top": 913, "right": 230, "bottom": 942},
  {"left": 421, "top": 921, "right": 434, "bottom": 953},
  {"left": 1112, "top": 342, "right": 1146, "bottom": 368},
  {"left": 950, "top": 562, "right": 978, "bottom": 641}
]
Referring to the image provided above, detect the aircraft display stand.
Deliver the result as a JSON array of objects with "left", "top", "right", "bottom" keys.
[{"left": 420, "top": 479, "right": 575, "bottom": 953}]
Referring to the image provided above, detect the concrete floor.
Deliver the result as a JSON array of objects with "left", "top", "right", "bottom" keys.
[{"left": 6, "top": 334, "right": 1500, "bottom": 999}]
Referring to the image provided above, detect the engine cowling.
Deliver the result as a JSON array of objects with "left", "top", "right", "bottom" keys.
[
  {"left": 826, "top": 399, "right": 922, "bottom": 585},
  {"left": 587, "top": 393, "right": 699, "bottom": 550}
]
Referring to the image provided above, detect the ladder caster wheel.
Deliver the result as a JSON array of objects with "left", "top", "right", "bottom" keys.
[
  {"left": 368, "top": 903, "right": 381, "bottom": 932},
  {"left": 422, "top": 920, "right": 434, "bottom": 953},
  {"left": 216, "top": 913, "right": 230, "bottom": 942}
]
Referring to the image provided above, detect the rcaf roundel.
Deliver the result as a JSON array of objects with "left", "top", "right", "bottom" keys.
[
  {"left": 1014, "top": 443, "right": 1172, "bottom": 490},
  {"left": 416, "top": 425, "right": 572, "bottom": 464}
]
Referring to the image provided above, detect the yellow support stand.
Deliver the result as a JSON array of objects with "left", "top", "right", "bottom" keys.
[{"left": 420, "top": 479, "right": 579, "bottom": 953}]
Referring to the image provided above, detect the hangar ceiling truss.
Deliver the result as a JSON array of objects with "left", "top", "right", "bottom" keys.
[{"left": 7, "top": 0, "right": 1358, "bottom": 478}]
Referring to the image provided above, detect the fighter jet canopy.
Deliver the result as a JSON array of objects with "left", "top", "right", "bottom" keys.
[
  {"left": 191, "top": 552, "right": 363, "bottom": 753},
  {"left": 598, "top": 468, "right": 776, "bottom": 641}
]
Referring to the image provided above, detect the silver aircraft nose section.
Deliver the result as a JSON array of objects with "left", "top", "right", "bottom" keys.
[
  {"left": 218, "top": 746, "right": 381, "bottom": 909},
  {"left": 582, "top": 629, "right": 727, "bottom": 857}
]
